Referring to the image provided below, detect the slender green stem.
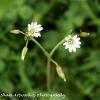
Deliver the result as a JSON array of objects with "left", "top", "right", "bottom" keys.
[
  {"left": 25, "top": 40, "right": 28, "bottom": 47},
  {"left": 50, "top": 58, "right": 58, "bottom": 66},
  {"left": 31, "top": 38, "right": 65, "bottom": 90},
  {"left": 48, "top": 38, "right": 65, "bottom": 88},
  {"left": 31, "top": 38, "right": 49, "bottom": 57},
  {"left": 31, "top": 38, "right": 51, "bottom": 90},
  {"left": 50, "top": 38, "right": 65, "bottom": 57},
  {"left": 47, "top": 58, "right": 51, "bottom": 91},
  {"left": 31, "top": 38, "right": 60, "bottom": 64},
  {"left": 47, "top": 57, "right": 61, "bottom": 90},
  {"left": 19, "top": 31, "right": 25, "bottom": 35}
]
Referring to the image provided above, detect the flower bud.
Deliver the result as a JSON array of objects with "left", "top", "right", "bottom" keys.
[
  {"left": 21, "top": 46, "right": 28, "bottom": 61},
  {"left": 10, "top": 29, "right": 20, "bottom": 34},
  {"left": 79, "top": 32, "right": 90, "bottom": 37},
  {"left": 56, "top": 65, "right": 66, "bottom": 82}
]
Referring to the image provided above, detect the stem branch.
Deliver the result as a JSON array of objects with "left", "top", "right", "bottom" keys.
[
  {"left": 31, "top": 38, "right": 49, "bottom": 57},
  {"left": 50, "top": 38, "right": 65, "bottom": 57},
  {"left": 31, "top": 37, "right": 65, "bottom": 90}
]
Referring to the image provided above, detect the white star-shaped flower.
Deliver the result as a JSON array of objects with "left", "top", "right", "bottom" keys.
[
  {"left": 63, "top": 35, "right": 81, "bottom": 52},
  {"left": 27, "top": 22, "right": 43, "bottom": 38}
]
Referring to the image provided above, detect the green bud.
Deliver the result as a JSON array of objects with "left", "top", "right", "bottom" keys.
[
  {"left": 10, "top": 29, "right": 20, "bottom": 34},
  {"left": 79, "top": 32, "right": 90, "bottom": 37},
  {"left": 56, "top": 65, "right": 66, "bottom": 82},
  {"left": 21, "top": 46, "right": 28, "bottom": 61}
]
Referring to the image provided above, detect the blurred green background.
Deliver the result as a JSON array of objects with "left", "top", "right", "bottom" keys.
[{"left": 0, "top": 0, "right": 100, "bottom": 100}]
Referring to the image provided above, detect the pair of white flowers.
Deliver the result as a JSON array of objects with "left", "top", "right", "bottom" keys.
[{"left": 27, "top": 22, "right": 81, "bottom": 53}]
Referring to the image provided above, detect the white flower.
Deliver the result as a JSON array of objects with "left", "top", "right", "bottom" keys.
[
  {"left": 63, "top": 35, "right": 81, "bottom": 52},
  {"left": 27, "top": 22, "right": 43, "bottom": 38}
]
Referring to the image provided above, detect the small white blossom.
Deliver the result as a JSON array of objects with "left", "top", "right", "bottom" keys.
[
  {"left": 27, "top": 22, "right": 43, "bottom": 38},
  {"left": 63, "top": 35, "right": 81, "bottom": 52}
]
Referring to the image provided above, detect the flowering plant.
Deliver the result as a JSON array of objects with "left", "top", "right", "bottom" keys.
[{"left": 11, "top": 21, "right": 89, "bottom": 90}]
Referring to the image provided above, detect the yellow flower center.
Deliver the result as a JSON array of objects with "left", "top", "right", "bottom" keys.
[
  {"left": 29, "top": 29, "right": 35, "bottom": 34},
  {"left": 68, "top": 38, "right": 74, "bottom": 44}
]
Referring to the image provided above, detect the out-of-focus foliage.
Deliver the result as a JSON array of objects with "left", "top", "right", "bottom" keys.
[{"left": 0, "top": 0, "right": 100, "bottom": 100}]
